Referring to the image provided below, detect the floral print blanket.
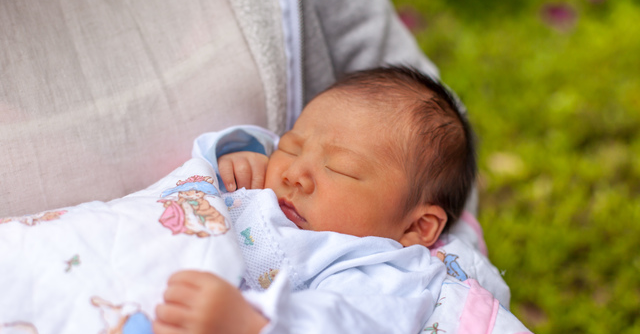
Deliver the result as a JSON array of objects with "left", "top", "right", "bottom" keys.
[{"left": 0, "top": 159, "right": 244, "bottom": 334}]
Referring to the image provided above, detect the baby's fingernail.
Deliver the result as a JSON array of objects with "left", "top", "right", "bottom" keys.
[{"left": 228, "top": 183, "right": 236, "bottom": 191}]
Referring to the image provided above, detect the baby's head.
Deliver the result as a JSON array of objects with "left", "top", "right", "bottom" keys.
[{"left": 265, "top": 66, "right": 476, "bottom": 247}]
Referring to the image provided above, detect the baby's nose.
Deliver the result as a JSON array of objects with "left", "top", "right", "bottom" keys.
[{"left": 283, "top": 163, "right": 314, "bottom": 194}]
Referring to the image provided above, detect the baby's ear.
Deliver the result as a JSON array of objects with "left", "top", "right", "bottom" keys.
[{"left": 399, "top": 205, "right": 447, "bottom": 247}]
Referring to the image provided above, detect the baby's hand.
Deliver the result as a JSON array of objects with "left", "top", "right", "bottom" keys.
[
  {"left": 153, "top": 270, "right": 268, "bottom": 334},
  {"left": 218, "top": 151, "right": 269, "bottom": 191}
]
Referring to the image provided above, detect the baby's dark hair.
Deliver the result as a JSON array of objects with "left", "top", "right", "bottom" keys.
[{"left": 328, "top": 66, "right": 477, "bottom": 228}]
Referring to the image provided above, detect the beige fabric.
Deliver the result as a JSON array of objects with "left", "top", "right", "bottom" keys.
[
  {"left": 230, "top": 0, "right": 287, "bottom": 135},
  {"left": 0, "top": 0, "right": 286, "bottom": 216}
]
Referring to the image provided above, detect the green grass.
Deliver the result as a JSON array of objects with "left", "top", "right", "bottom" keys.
[{"left": 393, "top": 0, "right": 640, "bottom": 332}]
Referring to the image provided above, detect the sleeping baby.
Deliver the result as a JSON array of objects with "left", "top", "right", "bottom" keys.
[
  {"left": 0, "top": 66, "right": 529, "bottom": 334},
  {"left": 153, "top": 66, "right": 477, "bottom": 334}
]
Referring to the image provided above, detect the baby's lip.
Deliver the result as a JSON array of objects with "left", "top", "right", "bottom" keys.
[{"left": 278, "top": 198, "right": 306, "bottom": 229}]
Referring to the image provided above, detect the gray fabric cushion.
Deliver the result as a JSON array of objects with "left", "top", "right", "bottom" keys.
[{"left": 301, "top": 0, "right": 440, "bottom": 104}]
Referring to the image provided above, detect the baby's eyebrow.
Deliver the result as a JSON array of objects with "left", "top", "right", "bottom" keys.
[
  {"left": 325, "top": 143, "right": 358, "bottom": 156},
  {"left": 324, "top": 143, "right": 377, "bottom": 169}
]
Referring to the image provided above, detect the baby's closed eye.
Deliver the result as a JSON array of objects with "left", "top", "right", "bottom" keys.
[
  {"left": 324, "top": 164, "right": 360, "bottom": 180},
  {"left": 277, "top": 147, "right": 298, "bottom": 156},
  {"left": 277, "top": 134, "right": 302, "bottom": 156}
]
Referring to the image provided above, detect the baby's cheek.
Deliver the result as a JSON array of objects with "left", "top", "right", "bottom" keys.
[
  {"left": 323, "top": 199, "right": 362, "bottom": 231},
  {"left": 264, "top": 165, "right": 281, "bottom": 189},
  {"left": 263, "top": 176, "right": 278, "bottom": 191}
]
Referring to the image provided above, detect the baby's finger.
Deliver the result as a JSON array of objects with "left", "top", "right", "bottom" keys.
[
  {"left": 218, "top": 157, "right": 237, "bottom": 191},
  {"left": 232, "top": 158, "right": 253, "bottom": 190},
  {"left": 152, "top": 321, "right": 185, "bottom": 334},
  {"left": 163, "top": 283, "right": 199, "bottom": 306},
  {"left": 249, "top": 158, "right": 268, "bottom": 189},
  {"left": 155, "top": 303, "right": 190, "bottom": 330},
  {"left": 168, "top": 270, "right": 221, "bottom": 287},
  {"left": 250, "top": 172, "right": 265, "bottom": 190}
]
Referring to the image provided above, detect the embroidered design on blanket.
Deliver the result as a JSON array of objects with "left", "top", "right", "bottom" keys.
[
  {"left": 437, "top": 251, "right": 469, "bottom": 282},
  {"left": 240, "top": 227, "right": 255, "bottom": 245},
  {"left": 258, "top": 269, "right": 279, "bottom": 289},
  {"left": 423, "top": 322, "right": 446, "bottom": 333},
  {"left": 0, "top": 210, "right": 67, "bottom": 226},
  {"left": 225, "top": 197, "right": 242, "bottom": 210},
  {"left": 0, "top": 321, "right": 39, "bottom": 333},
  {"left": 91, "top": 296, "right": 153, "bottom": 334},
  {"left": 157, "top": 176, "right": 229, "bottom": 237},
  {"left": 65, "top": 254, "right": 81, "bottom": 273}
]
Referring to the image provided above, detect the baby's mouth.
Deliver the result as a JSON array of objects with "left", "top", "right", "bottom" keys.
[{"left": 278, "top": 199, "right": 306, "bottom": 229}]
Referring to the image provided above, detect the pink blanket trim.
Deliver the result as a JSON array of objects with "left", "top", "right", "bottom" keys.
[{"left": 459, "top": 279, "right": 499, "bottom": 334}]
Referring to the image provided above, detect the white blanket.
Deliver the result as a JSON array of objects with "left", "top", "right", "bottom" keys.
[
  {"left": 0, "top": 159, "right": 244, "bottom": 334},
  {"left": 1, "top": 156, "right": 530, "bottom": 334}
]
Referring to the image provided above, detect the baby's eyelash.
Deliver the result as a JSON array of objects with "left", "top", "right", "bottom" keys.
[
  {"left": 325, "top": 166, "right": 359, "bottom": 180},
  {"left": 278, "top": 148, "right": 297, "bottom": 156}
]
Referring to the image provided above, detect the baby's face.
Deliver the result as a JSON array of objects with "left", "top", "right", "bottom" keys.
[{"left": 265, "top": 90, "right": 413, "bottom": 242}]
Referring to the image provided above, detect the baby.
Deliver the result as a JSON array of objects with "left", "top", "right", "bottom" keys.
[{"left": 153, "top": 66, "right": 477, "bottom": 334}]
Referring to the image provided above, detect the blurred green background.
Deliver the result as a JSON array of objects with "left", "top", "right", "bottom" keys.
[{"left": 392, "top": 0, "right": 640, "bottom": 333}]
